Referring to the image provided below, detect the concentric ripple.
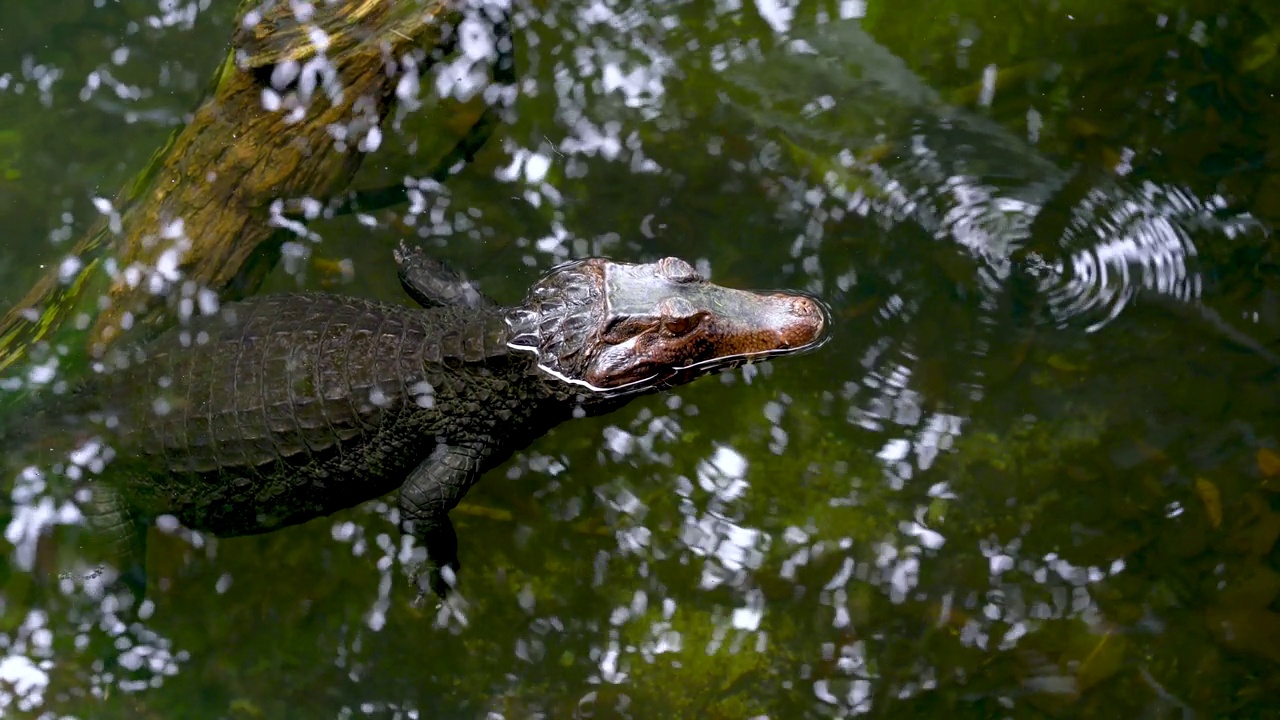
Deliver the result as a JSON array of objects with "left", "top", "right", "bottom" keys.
[{"left": 1032, "top": 181, "right": 1222, "bottom": 332}]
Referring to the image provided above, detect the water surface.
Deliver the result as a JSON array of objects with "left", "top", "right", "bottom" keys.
[{"left": 1, "top": 0, "right": 1278, "bottom": 717}]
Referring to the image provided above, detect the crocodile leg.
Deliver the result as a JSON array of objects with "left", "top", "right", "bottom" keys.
[
  {"left": 393, "top": 240, "right": 496, "bottom": 309},
  {"left": 81, "top": 482, "right": 149, "bottom": 598},
  {"left": 398, "top": 439, "right": 492, "bottom": 597}
]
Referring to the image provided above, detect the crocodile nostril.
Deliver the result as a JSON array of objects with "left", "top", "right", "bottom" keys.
[
  {"left": 780, "top": 295, "right": 830, "bottom": 347},
  {"left": 789, "top": 297, "right": 817, "bottom": 316}
]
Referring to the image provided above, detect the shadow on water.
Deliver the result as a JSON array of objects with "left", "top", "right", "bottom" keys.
[{"left": 2, "top": 0, "right": 1280, "bottom": 717}]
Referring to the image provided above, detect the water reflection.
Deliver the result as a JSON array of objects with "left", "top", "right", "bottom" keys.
[
  {"left": 2, "top": 0, "right": 1280, "bottom": 717},
  {"left": 727, "top": 17, "right": 1272, "bottom": 354},
  {"left": 684, "top": 446, "right": 766, "bottom": 589},
  {"left": 712, "top": 15, "right": 1277, "bottom": 716}
]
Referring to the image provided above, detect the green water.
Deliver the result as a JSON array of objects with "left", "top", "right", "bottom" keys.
[{"left": 2, "top": 0, "right": 1279, "bottom": 717}]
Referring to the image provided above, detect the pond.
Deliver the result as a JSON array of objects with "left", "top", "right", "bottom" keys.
[{"left": 2, "top": 0, "right": 1278, "bottom": 717}]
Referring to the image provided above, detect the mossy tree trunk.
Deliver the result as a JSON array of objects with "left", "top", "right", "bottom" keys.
[{"left": 0, "top": 0, "right": 505, "bottom": 381}]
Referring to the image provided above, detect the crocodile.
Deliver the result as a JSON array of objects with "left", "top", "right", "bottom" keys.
[{"left": 16, "top": 245, "right": 829, "bottom": 597}]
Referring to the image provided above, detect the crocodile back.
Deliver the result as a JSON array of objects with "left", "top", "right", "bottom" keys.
[{"left": 86, "top": 292, "right": 524, "bottom": 535}]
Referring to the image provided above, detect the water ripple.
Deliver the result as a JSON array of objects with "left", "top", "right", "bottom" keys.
[{"left": 1031, "top": 182, "right": 1219, "bottom": 332}]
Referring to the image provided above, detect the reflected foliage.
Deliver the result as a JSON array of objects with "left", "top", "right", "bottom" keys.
[{"left": 3, "top": 0, "right": 1280, "bottom": 717}]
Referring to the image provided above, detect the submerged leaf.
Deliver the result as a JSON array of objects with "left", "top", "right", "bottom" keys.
[
  {"left": 1076, "top": 628, "right": 1126, "bottom": 693},
  {"left": 1217, "top": 566, "right": 1280, "bottom": 610},
  {"left": 1046, "top": 354, "right": 1087, "bottom": 373},
  {"left": 1242, "top": 32, "right": 1280, "bottom": 73},
  {"left": 1258, "top": 447, "right": 1280, "bottom": 478},
  {"left": 1195, "top": 477, "right": 1223, "bottom": 529},
  {"left": 1206, "top": 606, "right": 1280, "bottom": 664}
]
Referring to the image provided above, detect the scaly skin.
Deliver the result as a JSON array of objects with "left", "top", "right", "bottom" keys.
[
  {"left": 97, "top": 296, "right": 543, "bottom": 536},
  {"left": 34, "top": 248, "right": 829, "bottom": 597}
]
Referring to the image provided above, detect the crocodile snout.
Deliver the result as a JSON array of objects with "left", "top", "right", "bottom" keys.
[{"left": 769, "top": 293, "right": 828, "bottom": 350}]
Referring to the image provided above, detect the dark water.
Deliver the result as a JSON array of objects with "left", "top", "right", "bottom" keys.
[{"left": 2, "top": 0, "right": 1279, "bottom": 717}]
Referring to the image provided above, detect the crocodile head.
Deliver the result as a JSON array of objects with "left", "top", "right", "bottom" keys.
[{"left": 507, "top": 256, "right": 829, "bottom": 395}]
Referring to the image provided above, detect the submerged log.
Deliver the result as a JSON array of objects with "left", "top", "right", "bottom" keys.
[{"left": 0, "top": 0, "right": 508, "bottom": 376}]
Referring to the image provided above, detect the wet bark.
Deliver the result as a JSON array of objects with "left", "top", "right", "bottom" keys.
[{"left": 0, "top": 0, "right": 503, "bottom": 375}]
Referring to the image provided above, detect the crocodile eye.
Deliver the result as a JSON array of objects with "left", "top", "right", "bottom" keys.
[
  {"left": 658, "top": 257, "right": 699, "bottom": 283},
  {"left": 661, "top": 313, "right": 702, "bottom": 337}
]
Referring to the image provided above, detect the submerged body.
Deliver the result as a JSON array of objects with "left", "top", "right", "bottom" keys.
[
  {"left": 96, "top": 296, "right": 555, "bottom": 537},
  {"left": 29, "top": 248, "right": 828, "bottom": 595}
]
